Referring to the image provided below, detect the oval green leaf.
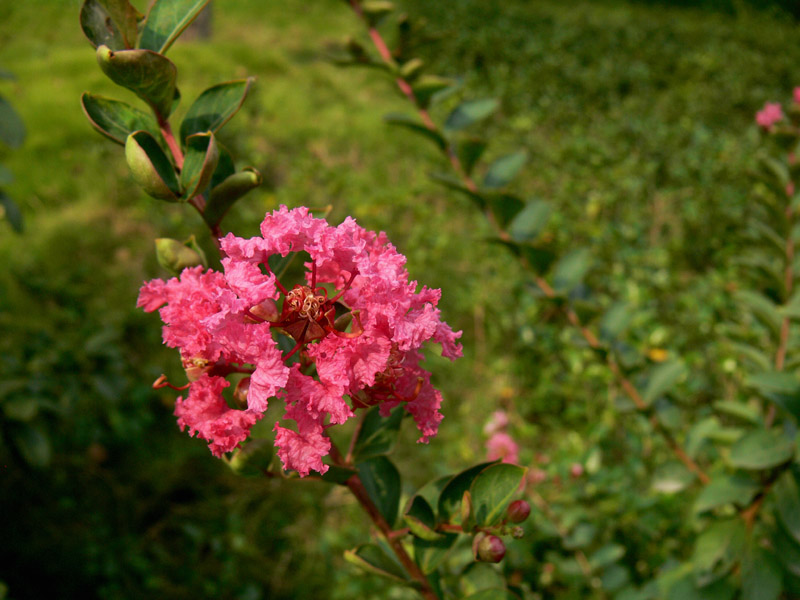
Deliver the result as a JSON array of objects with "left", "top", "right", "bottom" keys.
[
  {"left": 180, "top": 132, "right": 219, "bottom": 200},
  {"left": 437, "top": 461, "right": 497, "bottom": 524},
  {"left": 643, "top": 360, "right": 687, "bottom": 406},
  {"left": 357, "top": 456, "right": 401, "bottom": 527},
  {"left": 344, "top": 543, "right": 407, "bottom": 582},
  {"left": 383, "top": 113, "right": 446, "bottom": 151},
  {"left": 693, "top": 473, "right": 759, "bottom": 514},
  {"left": 0, "top": 95, "right": 26, "bottom": 149},
  {"left": 470, "top": 463, "right": 527, "bottom": 527},
  {"left": 96, "top": 45, "right": 177, "bottom": 118},
  {"left": 483, "top": 151, "right": 526, "bottom": 190},
  {"left": 444, "top": 98, "right": 499, "bottom": 132},
  {"left": 204, "top": 168, "right": 262, "bottom": 228},
  {"left": 125, "top": 130, "right": 180, "bottom": 200},
  {"left": 138, "top": 0, "right": 211, "bottom": 54},
  {"left": 81, "top": 92, "right": 162, "bottom": 146},
  {"left": 352, "top": 404, "right": 404, "bottom": 462},
  {"left": 508, "top": 199, "right": 551, "bottom": 243},
  {"left": 180, "top": 78, "right": 254, "bottom": 143},
  {"left": 0, "top": 190, "right": 23, "bottom": 233},
  {"left": 774, "top": 469, "right": 800, "bottom": 545},
  {"left": 728, "top": 429, "right": 794, "bottom": 470},
  {"left": 79, "top": 0, "right": 141, "bottom": 49},
  {"left": 403, "top": 495, "right": 441, "bottom": 541}
]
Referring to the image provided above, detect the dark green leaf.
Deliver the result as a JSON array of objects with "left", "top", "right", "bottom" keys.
[
  {"left": 642, "top": 360, "right": 687, "bottom": 405},
  {"left": 2, "top": 398, "right": 38, "bottom": 422},
  {"left": 651, "top": 462, "right": 695, "bottom": 494},
  {"left": 79, "top": 0, "right": 141, "bottom": 49},
  {"left": 734, "top": 290, "right": 783, "bottom": 339},
  {"left": 444, "top": 98, "right": 499, "bottom": 132},
  {"left": 564, "top": 522, "right": 596, "bottom": 549},
  {"left": 589, "top": 544, "right": 625, "bottom": 570},
  {"left": 358, "top": 456, "right": 401, "bottom": 526},
  {"left": 404, "top": 495, "right": 442, "bottom": 541},
  {"left": 470, "top": 463, "right": 526, "bottom": 527},
  {"left": 344, "top": 543, "right": 407, "bottom": 582},
  {"left": 600, "top": 302, "right": 633, "bottom": 341},
  {"left": 552, "top": 247, "right": 592, "bottom": 292},
  {"left": 457, "top": 137, "right": 487, "bottom": 175},
  {"left": 413, "top": 533, "right": 458, "bottom": 574},
  {"left": 180, "top": 132, "right": 219, "bottom": 200},
  {"left": 712, "top": 400, "right": 761, "bottom": 424},
  {"left": 508, "top": 199, "right": 550, "bottom": 243},
  {"left": 428, "top": 171, "right": 484, "bottom": 207},
  {"left": 383, "top": 112, "right": 446, "bottom": 151},
  {"left": 772, "top": 522, "right": 800, "bottom": 577},
  {"left": 361, "top": 1, "right": 395, "bottom": 27},
  {"left": 742, "top": 542, "right": 782, "bottom": 600},
  {"left": 774, "top": 468, "right": 800, "bottom": 545},
  {"left": 180, "top": 78, "right": 254, "bottom": 143},
  {"left": 746, "top": 371, "right": 800, "bottom": 421},
  {"left": 693, "top": 473, "right": 759, "bottom": 513},
  {"left": 138, "top": 0, "right": 211, "bottom": 54},
  {"left": 352, "top": 405, "right": 404, "bottom": 462},
  {"left": 81, "top": 92, "right": 162, "bottom": 146},
  {"left": 319, "top": 464, "right": 357, "bottom": 485},
  {"left": 0, "top": 95, "right": 25, "bottom": 149},
  {"left": 0, "top": 190, "right": 23, "bottom": 233},
  {"left": 437, "top": 461, "right": 496, "bottom": 524},
  {"left": 0, "top": 164, "right": 12, "bottom": 186},
  {"left": 204, "top": 168, "right": 262, "bottom": 228},
  {"left": 691, "top": 519, "right": 745, "bottom": 587},
  {"left": 125, "top": 130, "right": 180, "bottom": 201},
  {"left": 729, "top": 342, "right": 772, "bottom": 372},
  {"left": 483, "top": 151, "right": 526, "bottom": 190},
  {"left": 462, "top": 590, "right": 517, "bottom": 600},
  {"left": 728, "top": 429, "right": 794, "bottom": 470},
  {"left": 411, "top": 75, "right": 457, "bottom": 109},
  {"left": 11, "top": 423, "right": 51, "bottom": 468},
  {"left": 487, "top": 193, "right": 524, "bottom": 228},
  {"left": 96, "top": 45, "right": 177, "bottom": 118}
]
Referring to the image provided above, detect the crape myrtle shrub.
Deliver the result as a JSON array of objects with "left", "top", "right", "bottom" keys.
[{"left": 2, "top": 0, "right": 800, "bottom": 599}]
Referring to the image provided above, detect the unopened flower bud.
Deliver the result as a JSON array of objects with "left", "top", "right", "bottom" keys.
[
  {"left": 247, "top": 299, "right": 279, "bottom": 323},
  {"left": 234, "top": 377, "right": 251, "bottom": 409},
  {"left": 511, "top": 526, "right": 524, "bottom": 539},
  {"left": 570, "top": 463, "right": 584, "bottom": 479},
  {"left": 476, "top": 534, "right": 506, "bottom": 563},
  {"left": 507, "top": 499, "right": 531, "bottom": 523},
  {"left": 155, "top": 238, "right": 204, "bottom": 275}
]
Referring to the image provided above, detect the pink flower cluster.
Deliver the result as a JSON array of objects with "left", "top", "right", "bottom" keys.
[
  {"left": 138, "top": 206, "right": 462, "bottom": 476},
  {"left": 484, "top": 410, "right": 520, "bottom": 464},
  {"left": 756, "top": 102, "right": 783, "bottom": 129}
]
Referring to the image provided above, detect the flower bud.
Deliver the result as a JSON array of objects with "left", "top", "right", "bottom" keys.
[
  {"left": 570, "top": 463, "right": 584, "bottom": 479},
  {"left": 507, "top": 499, "right": 531, "bottom": 523},
  {"left": 511, "top": 526, "right": 524, "bottom": 539},
  {"left": 234, "top": 377, "right": 251, "bottom": 409},
  {"left": 156, "top": 238, "right": 204, "bottom": 275},
  {"left": 475, "top": 534, "right": 506, "bottom": 563}
]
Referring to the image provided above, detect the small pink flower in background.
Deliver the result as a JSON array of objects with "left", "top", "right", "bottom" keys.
[
  {"left": 528, "top": 468, "right": 547, "bottom": 485},
  {"left": 483, "top": 410, "right": 509, "bottom": 436},
  {"left": 787, "top": 181, "right": 796, "bottom": 198},
  {"left": 486, "top": 431, "right": 520, "bottom": 464},
  {"left": 139, "top": 206, "right": 462, "bottom": 476},
  {"left": 794, "top": 87, "right": 800, "bottom": 105},
  {"left": 756, "top": 102, "right": 783, "bottom": 129},
  {"left": 570, "top": 462, "right": 584, "bottom": 478}
]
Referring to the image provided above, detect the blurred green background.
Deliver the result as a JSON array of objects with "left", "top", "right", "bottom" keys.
[{"left": 0, "top": 0, "right": 798, "bottom": 598}]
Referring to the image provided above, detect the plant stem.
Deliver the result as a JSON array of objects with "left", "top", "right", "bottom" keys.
[
  {"left": 328, "top": 442, "right": 438, "bottom": 600},
  {"left": 347, "top": 0, "right": 709, "bottom": 487}
]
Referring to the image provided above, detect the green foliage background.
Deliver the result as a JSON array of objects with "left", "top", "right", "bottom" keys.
[{"left": 0, "top": 0, "right": 798, "bottom": 598}]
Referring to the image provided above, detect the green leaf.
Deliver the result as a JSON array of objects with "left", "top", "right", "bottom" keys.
[
  {"left": 691, "top": 519, "right": 745, "bottom": 587},
  {"left": 508, "top": 199, "right": 550, "bottom": 243},
  {"left": 487, "top": 193, "right": 524, "bottom": 229},
  {"left": 11, "top": 423, "right": 51, "bottom": 468},
  {"left": 444, "top": 98, "right": 499, "bottom": 132},
  {"left": 470, "top": 463, "right": 526, "bottom": 527},
  {"left": 0, "top": 190, "right": 23, "bottom": 233},
  {"left": 80, "top": 92, "right": 162, "bottom": 146},
  {"left": 155, "top": 238, "right": 204, "bottom": 274},
  {"left": 357, "top": 456, "right": 401, "bottom": 526},
  {"left": 642, "top": 360, "right": 687, "bottom": 406},
  {"left": 361, "top": 1, "right": 395, "bottom": 27},
  {"left": 0, "top": 164, "right": 13, "bottom": 186},
  {"left": 2, "top": 398, "right": 38, "bottom": 422},
  {"left": 0, "top": 95, "right": 26, "bottom": 149},
  {"left": 96, "top": 45, "right": 177, "bottom": 118},
  {"left": 180, "top": 78, "right": 254, "bottom": 143},
  {"left": 457, "top": 137, "right": 487, "bottom": 176},
  {"left": 79, "top": 0, "right": 141, "bottom": 49},
  {"left": 125, "top": 130, "right": 180, "bottom": 200},
  {"left": 428, "top": 172, "right": 484, "bottom": 207},
  {"left": 138, "top": 0, "right": 211, "bottom": 54},
  {"left": 589, "top": 544, "right": 625, "bottom": 570},
  {"left": 651, "top": 462, "right": 695, "bottom": 494},
  {"left": 344, "top": 543, "right": 407, "bottom": 582},
  {"left": 404, "top": 495, "right": 442, "bottom": 541},
  {"left": 413, "top": 533, "right": 458, "bottom": 574},
  {"left": 483, "top": 151, "right": 526, "bottom": 190},
  {"left": 204, "top": 168, "right": 262, "bottom": 228},
  {"left": 729, "top": 342, "right": 773, "bottom": 372},
  {"left": 774, "top": 468, "right": 800, "bottom": 545},
  {"left": 772, "top": 523, "right": 800, "bottom": 577},
  {"left": 742, "top": 542, "right": 782, "bottom": 600},
  {"left": 180, "top": 132, "right": 219, "bottom": 200},
  {"left": 600, "top": 302, "right": 633, "bottom": 341},
  {"left": 712, "top": 400, "right": 761, "bottom": 424},
  {"left": 352, "top": 405, "right": 404, "bottom": 462},
  {"left": 746, "top": 371, "right": 800, "bottom": 421},
  {"left": 383, "top": 113, "right": 446, "bottom": 151},
  {"left": 728, "top": 429, "right": 794, "bottom": 470},
  {"left": 411, "top": 75, "right": 457, "bottom": 109},
  {"left": 782, "top": 290, "right": 800, "bottom": 319},
  {"left": 228, "top": 438, "right": 273, "bottom": 477},
  {"left": 693, "top": 473, "right": 759, "bottom": 514},
  {"left": 462, "top": 590, "right": 517, "bottom": 600},
  {"left": 319, "top": 464, "right": 357, "bottom": 485},
  {"left": 437, "top": 461, "right": 497, "bottom": 524},
  {"left": 734, "top": 290, "right": 783, "bottom": 339},
  {"left": 552, "top": 247, "right": 592, "bottom": 292}
]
